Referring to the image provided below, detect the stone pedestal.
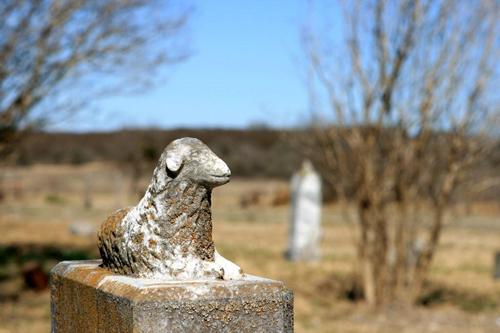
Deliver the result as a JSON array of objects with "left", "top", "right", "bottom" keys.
[{"left": 50, "top": 260, "right": 293, "bottom": 333}]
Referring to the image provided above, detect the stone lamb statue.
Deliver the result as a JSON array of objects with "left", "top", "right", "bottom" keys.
[{"left": 98, "top": 137, "right": 243, "bottom": 280}]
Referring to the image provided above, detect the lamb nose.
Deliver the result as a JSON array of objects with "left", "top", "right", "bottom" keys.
[
  {"left": 217, "top": 161, "right": 231, "bottom": 177},
  {"left": 216, "top": 168, "right": 230, "bottom": 178}
]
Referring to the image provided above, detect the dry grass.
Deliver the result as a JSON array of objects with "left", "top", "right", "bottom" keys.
[{"left": 1, "top": 163, "right": 500, "bottom": 333}]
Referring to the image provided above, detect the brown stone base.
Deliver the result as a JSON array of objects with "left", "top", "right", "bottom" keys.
[{"left": 50, "top": 260, "right": 293, "bottom": 332}]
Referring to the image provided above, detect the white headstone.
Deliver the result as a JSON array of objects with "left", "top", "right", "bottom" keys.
[
  {"left": 494, "top": 251, "right": 500, "bottom": 280},
  {"left": 83, "top": 175, "right": 93, "bottom": 210},
  {"left": 69, "top": 220, "right": 95, "bottom": 237},
  {"left": 287, "top": 160, "right": 322, "bottom": 261}
]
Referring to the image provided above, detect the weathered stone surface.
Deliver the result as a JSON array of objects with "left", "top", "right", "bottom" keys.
[
  {"left": 287, "top": 160, "right": 322, "bottom": 261},
  {"left": 50, "top": 260, "right": 293, "bottom": 333},
  {"left": 98, "top": 137, "right": 243, "bottom": 280}
]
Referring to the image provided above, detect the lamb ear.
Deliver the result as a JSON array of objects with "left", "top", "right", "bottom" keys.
[{"left": 165, "top": 151, "right": 183, "bottom": 173}]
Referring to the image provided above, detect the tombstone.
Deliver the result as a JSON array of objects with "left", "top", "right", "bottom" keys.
[
  {"left": 83, "top": 175, "right": 92, "bottom": 210},
  {"left": 494, "top": 252, "right": 500, "bottom": 280},
  {"left": 69, "top": 220, "right": 95, "bottom": 237},
  {"left": 286, "top": 160, "right": 322, "bottom": 261},
  {"left": 51, "top": 138, "right": 293, "bottom": 333},
  {"left": 113, "top": 172, "right": 126, "bottom": 209}
]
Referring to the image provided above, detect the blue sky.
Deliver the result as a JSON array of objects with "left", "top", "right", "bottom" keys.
[{"left": 58, "top": 1, "right": 313, "bottom": 132}]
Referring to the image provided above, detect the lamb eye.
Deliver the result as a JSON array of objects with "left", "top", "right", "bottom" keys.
[{"left": 166, "top": 166, "right": 178, "bottom": 179}]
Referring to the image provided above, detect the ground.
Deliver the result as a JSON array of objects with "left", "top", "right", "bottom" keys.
[{"left": 0, "top": 163, "right": 499, "bottom": 333}]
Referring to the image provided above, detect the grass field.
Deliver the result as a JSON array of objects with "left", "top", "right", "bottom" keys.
[{"left": 1, "top": 163, "right": 499, "bottom": 332}]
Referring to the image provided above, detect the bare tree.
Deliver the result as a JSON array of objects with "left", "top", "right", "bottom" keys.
[
  {"left": 300, "top": 0, "right": 499, "bottom": 305},
  {"left": 0, "top": 0, "right": 191, "bottom": 156}
]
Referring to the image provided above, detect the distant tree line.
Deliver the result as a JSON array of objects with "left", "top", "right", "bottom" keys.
[
  {"left": 7, "top": 128, "right": 500, "bottom": 201},
  {"left": 10, "top": 129, "right": 301, "bottom": 179}
]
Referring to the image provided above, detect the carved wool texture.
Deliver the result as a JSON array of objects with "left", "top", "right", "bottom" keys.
[
  {"left": 98, "top": 181, "right": 215, "bottom": 276},
  {"left": 96, "top": 137, "right": 241, "bottom": 280}
]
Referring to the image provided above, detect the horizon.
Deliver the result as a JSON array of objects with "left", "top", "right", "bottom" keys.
[{"left": 38, "top": 124, "right": 286, "bottom": 134}]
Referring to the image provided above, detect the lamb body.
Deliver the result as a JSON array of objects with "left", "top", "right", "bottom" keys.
[{"left": 98, "top": 137, "right": 243, "bottom": 280}]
